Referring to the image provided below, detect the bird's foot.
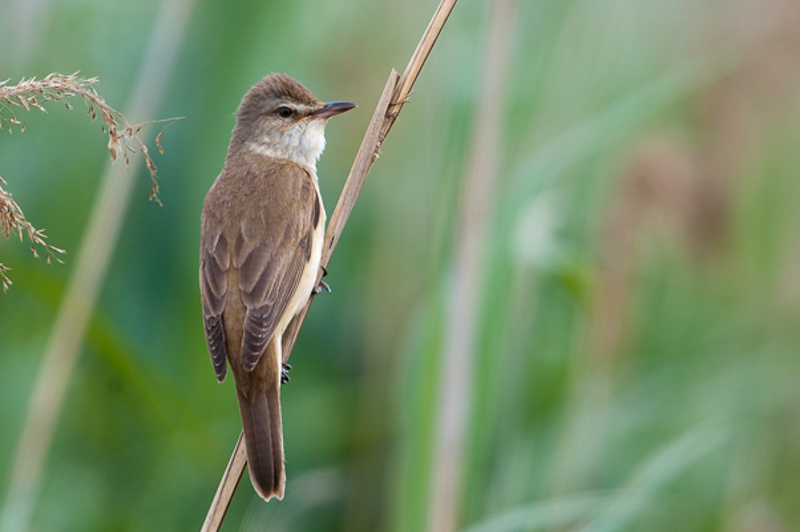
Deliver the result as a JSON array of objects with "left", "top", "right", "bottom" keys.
[
  {"left": 313, "top": 280, "right": 331, "bottom": 295},
  {"left": 313, "top": 267, "right": 331, "bottom": 295},
  {"left": 281, "top": 362, "right": 292, "bottom": 385}
]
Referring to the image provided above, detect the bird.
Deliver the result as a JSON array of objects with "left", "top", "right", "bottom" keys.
[{"left": 199, "top": 73, "right": 355, "bottom": 500}]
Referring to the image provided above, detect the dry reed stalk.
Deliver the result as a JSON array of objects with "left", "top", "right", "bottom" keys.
[
  {"left": 200, "top": 1, "right": 458, "bottom": 529},
  {"left": 426, "top": 1, "right": 517, "bottom": 531},
  {"left": 0, "top": 1, "right": 194, "bottom": 531}
]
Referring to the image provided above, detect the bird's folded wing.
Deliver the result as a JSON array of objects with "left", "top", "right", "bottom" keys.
[
  {"left": 200, "top": 231, "right": 230, "bottom": 381},
  {"left": 234, "top": 165, "right": 317, "bottom": 371}
]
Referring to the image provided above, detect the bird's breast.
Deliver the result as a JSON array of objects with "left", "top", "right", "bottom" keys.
[{"left": 267, "top": 183, "right": 326, "bottom": 362}]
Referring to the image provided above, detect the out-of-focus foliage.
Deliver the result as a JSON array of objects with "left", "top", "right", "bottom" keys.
[{"left": 2, "top": 0, "right": 800, "bottom": 531}]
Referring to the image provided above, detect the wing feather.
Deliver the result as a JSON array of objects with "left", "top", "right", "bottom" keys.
[
  {"left": 235, "top": 166, "right": 317, "bottom": 371},
  {"left": 200, "top": 232, "right": 230, "bottom": 381}
]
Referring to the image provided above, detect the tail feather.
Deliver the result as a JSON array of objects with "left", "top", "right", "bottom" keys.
[{"left": 237, "top": 385, "right": 285, "bottom": 500}]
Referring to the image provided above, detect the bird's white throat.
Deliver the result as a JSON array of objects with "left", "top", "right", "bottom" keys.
[{"left": 248, "top": 118, "right": 327, "bottom": 175}]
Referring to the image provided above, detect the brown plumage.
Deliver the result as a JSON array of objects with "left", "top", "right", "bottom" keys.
[{"left": 199, "top": 74, "right": 354, "bottom": 500}]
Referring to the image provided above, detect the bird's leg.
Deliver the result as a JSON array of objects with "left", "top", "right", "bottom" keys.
[
  {"left": 281, "top": 362, "right": 292, "bottom": 385},
  {"left": 312, "top": 265, "right": 331, "bottom": 295}
]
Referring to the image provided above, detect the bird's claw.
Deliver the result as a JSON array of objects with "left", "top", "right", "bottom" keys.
[
  {"left": 313, "top": 280, "right": 331, "bottom": 295},
  {"left": 281, "top": 362, "right": 292, "bottom": 385}
]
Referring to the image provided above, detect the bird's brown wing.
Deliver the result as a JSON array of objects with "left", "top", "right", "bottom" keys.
[
  {"left": 234, "top": 164, "right": 318, "bottom": 371},
  {"left": 200, "top": 229, "right": 230, "bottom": 382}
]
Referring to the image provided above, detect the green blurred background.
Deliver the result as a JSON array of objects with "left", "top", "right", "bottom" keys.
[{"left": 2, "top": 0, "right": 800, "bottom": 530}]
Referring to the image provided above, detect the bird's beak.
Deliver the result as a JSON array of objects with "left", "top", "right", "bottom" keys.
[{"left": 308, "top": 101, "right": 357, "bottom": 119}]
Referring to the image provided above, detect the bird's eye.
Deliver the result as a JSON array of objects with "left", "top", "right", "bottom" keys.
[{"left": 277, "top": 106, "right": 293, "bottom": 118}]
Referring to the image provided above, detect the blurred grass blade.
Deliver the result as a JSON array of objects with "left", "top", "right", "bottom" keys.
[
  {"left": 581, "top": 424, "right": 725, "bottom": 532},
  {"left": 461, "top": 493, "right": 606, "bottom": 532}
]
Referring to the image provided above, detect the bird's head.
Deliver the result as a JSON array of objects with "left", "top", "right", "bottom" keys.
[{"left": 232, "top": 73, "right": 356, "bottom": 171}]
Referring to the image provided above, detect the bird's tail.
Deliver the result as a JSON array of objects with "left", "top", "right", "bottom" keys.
[{"left": 236, "top": 382, "right": 285, "bottom": 500}]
